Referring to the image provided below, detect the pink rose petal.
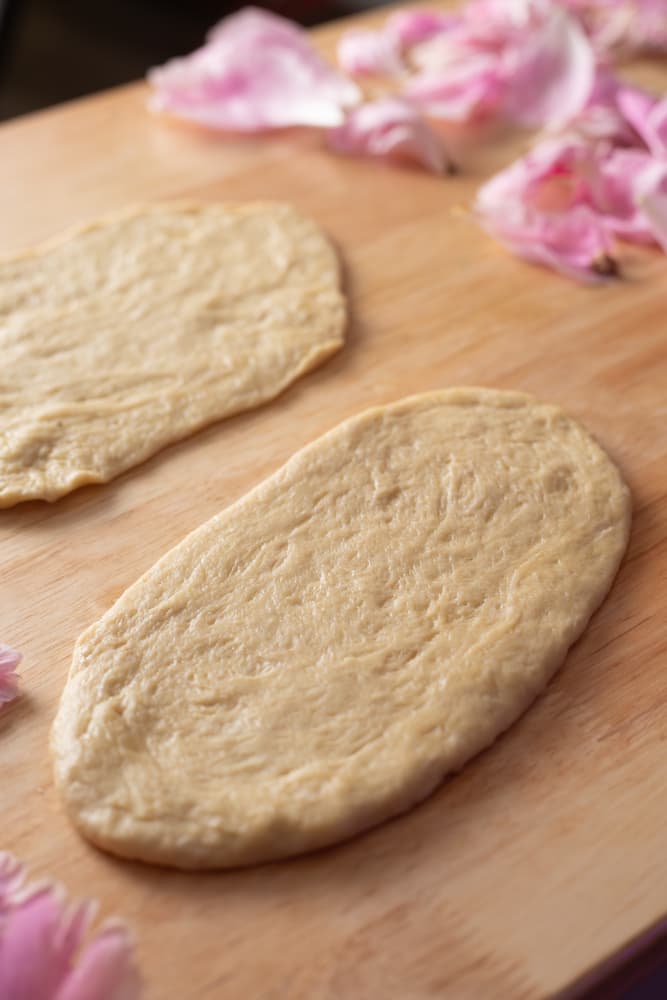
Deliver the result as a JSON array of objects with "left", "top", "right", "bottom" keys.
[
  {"left": 479, "top": 201, "right": 616, "bottom": 281},
  {"left": 406, "top": 54, "right": 505, "bottom": 121},
  {"left": 617, "top": 89, "right": 667, "bottom": 157},
  {"left": 0, "top": 853, "right": 141, "bottom": 1000},
  {"left": 0, "top": 889, "right": 68, "bottom": 999},
  {"left": 565, "top": 73, "right": 654, "bottom": 144},
  {"left": 148, "top": 6, "right": 360, "bottom": 131},
  {"left": 0, "top": 854, "right": 24, "bottom": 909},
  {"left": 563, "top": 0, "right": 667, "bottom": 55},
  {"left": 502, "top": 3, "right": 595, "bottom": 128},
  {"left": 475, "top": 138, "right": 617, "bottom": 281},
  {"left": 646, "top": 102, "right": 667, "bottom": 158},
  {"left": 385, "top": 9, "right": 459, "bottom": 48},
  {"left": 55, "top": 926, "right": 141, "bottom": 1000},
  {"left": 0, "top": 644, "right": 21, "bottom": 704},
  {"left": 406, "top": 0, "right": 595, "bottom": 128},
  {"left": 597, "top": 148, "right": 657, "bottom": 242},
  {"left": 635, "top": 159, "right": 667, "bottom": 252},
  {"left": 328, "top": 97, "right": 450, "bottom": 174},
  {"left": 337, "top": 28, "right": 404, "bottom": 77}
]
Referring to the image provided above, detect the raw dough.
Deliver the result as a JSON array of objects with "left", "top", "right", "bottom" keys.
[
  {"left": 51, "top": 388, "right": 631, "bottom": 869},
  {"left": 0, "top": 202, "right": 345, "bottom": 506}
]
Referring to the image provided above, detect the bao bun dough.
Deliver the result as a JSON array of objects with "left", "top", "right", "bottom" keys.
[
  {"left": 51, "top": 389, "right": 631, "bottom": 869},
  {"left": 0, "top": 202, "right": 345, "bottom": 506}
]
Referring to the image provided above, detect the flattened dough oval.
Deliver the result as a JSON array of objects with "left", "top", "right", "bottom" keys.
[
  {"left": 0, "top": 202, "right": 345, "bottom": 506},
  {"left": 52, "top": 388, "right": 631, "bottom": 869}
]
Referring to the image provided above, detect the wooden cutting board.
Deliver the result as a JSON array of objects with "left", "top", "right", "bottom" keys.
[{"left": 1, "top": 8, "right": 666, "bottom": 998}]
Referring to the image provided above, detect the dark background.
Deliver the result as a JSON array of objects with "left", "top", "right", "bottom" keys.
[{"left": 0, "top": 0, "right": 376, "bottom": 121}]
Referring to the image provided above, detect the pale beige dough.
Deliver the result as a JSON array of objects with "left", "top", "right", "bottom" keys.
[
  {"left": 0, "top": 202, "right": 345, "bottom": 506},
  {"left": 51, "top": 388, "right": 631, "bottom": 869}
]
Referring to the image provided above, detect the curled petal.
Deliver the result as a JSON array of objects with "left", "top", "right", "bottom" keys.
[
  {"left": 0, "top": 854, "right": 24, "bottom": 911},
  {"left": 0, "top": 644, "right": 21, "bottom": 705},
  {"left": 502, "top": 4, "right": 595, "bottom": 128},
  {"left": 564, "top": 73, "right": 654, "bottom": 144},
  {"left": 475, "top": 141, "right": 617, "bottom": 281},
  {"left": 0, "top": 853, "right": 141, "bottom": 1000},
  {"left": 597, "top": 148, "right": 656, "bottom": 242},
  {"left": 384, "top": 9, "right": 459, "bottom": 48},
  {"left": 477, "top": 136, "right": 600, "bottom": 211},
  {"left": 0, "top": 889, "right": 74, "bottom": 1000},
  {"left": 55, "top": 925, "right": 141, "bottom": 1000},
  {"left": 407, "top": 56, "right": 505, "bottom": 121},
  {"left": 635, "top": 160, "right": 667, "bottom": 252},
  {"left": 479, "top": 202, "right": 616, "bottom": 281},
  {"left": 563, "top": 0, "right": 667, "bottom": 55},
  {"left": 328, "top": 97, "right": 450, "bottom": 174},
  {"left": 148, "top": 6, "right": 360, "bottom": 131},
  {"left": 617, "top": 89, "right": 667, "bottom": 157},
  {"left": 336, "top": 28, "right": 404, "bottom": 77},
  {"left": 407, "top": 0, "right": 594, "bottom": 128}
]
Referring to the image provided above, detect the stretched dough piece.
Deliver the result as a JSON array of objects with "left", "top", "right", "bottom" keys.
[
  {"left": 52, "top": 389, "right": 631, "bottom": 869},
  {"left": 0, "top": 202, "right": 345, "bottom": 506}
]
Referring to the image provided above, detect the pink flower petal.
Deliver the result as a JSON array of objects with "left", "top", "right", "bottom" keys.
[
  {"left": 565, "top": 73, "right": 654, "bottom": 144},
  {"left": 0, "top": 889, "right": 87, "bottom": 999},
  {"left": 597, "top": 148, "right": 657, "bottom": 242},
  {"left": 475, "top": 139, "right": 617, "bottom": 281},
  {"left": 646, "top": 103, "right": 667, "bottom": 158},
  {"left": 502, "top": 4, "right": 595, "bottom": 128},
  {"left": 336, "top": 28, "right": 404, "bottom": 77},
  {"left": 328, "top": 97, "right": 449, "bottom": 174},
  {"left": 148, "top": 6, "right": 360, "bottom": 131},
  {"left": 407, "top": 0, "right": 594, "bottom": 128},
  {"left": 0, "top": 853, "right": 141, "bottom": 1000},
  {"left": 55, "top": 926, "right": 141, "bottom": 1000},
  {"left": 0, "top": 854, "right": 24, "bottom": 911},
  {"left": 480, "top": 201, "right": 616, "bottom": 280},
  {"left": 0, "top": 644, "right": 21, "bottom": 704},
  {"left": 406, "top": 55, "right": 505, "bottom": 121},
  {"left": 635, "top": 159, "right": 667, "bottom": 252},
  {"left": 479, "top": 136, "right": 601, "bottom": 211},
  {"left": 563, "top": 0, "right": 667, "bottom": 55},
  {"left": 617, "top": 89, "right": 667, "bottom": 157},
  {"left": 385, "top": 9, "right": 459, "bottom": 48}
]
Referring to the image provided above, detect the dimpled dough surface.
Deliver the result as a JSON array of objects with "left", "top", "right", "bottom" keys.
[
  {"left": 0, "top": 202, "right": 345, "bottom": 506},
  {"left": 51, "top": 389, "right": 631, "bottom": 869}
]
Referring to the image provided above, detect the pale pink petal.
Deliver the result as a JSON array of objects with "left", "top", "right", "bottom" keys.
[
  {"left": 384, "top": 9, "right": 459, "bottom": 48},
  {"left": 635, "top": 159, "right": 667, "bottom": 252},
  {"left": 406, "top": 55, "right": 505, "bottom": 121},
  {"left": 407, "top": 0, "right": 594, "bottom": 128},
  {"left": 617, "top": 89, "right": 667, "bottom": 157},
  {"left": 596, "top": 148, "right": 657, "bottom": 242},
  {"left": 564, "top": 73, "right": 653, "bottom": 144},
  {"left": 0, "top": 854, "right": 24, "bottom": 912},
  {"left": 478, "top": 136, "right": 599, "bottom": 211},
  {"left": 646, "top": 102, "right": 667, "bottom": 158},
  {"left": 328, "top": 97, "right": 449, "bottom": 174},
  {"left": 55, "top": 926, "right": 141, "bottom": 1000},
  {"left": 563, "top": 0, "right": 667, "bottom": 55},
  {"left": 502, "top": 4, "right": 595, "bottom": 128},
  {"left": 336, "top": 28, "right": 404, "bottom": 77},
  {"left": 475, "top": 141, "right": 617, "bottom": 281},
  {"left": 148, "top": 6, "right": 360, "bottom": 131},
  {"left": 0, "top": 644, "right": 21, "bottom": 704},
  {"left": 0, "top": 890, "right": 73, "bottom": 999},
  {"left": 0, "top": 854, "right": 141, "bottom": 1000},
  {"left": 479, "top": 201, "right": 616, "bottom": 280}
]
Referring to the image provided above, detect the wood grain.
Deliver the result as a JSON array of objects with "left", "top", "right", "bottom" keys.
[{"left": 1, "top": 7, "right": 667, "bottom": 998}]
